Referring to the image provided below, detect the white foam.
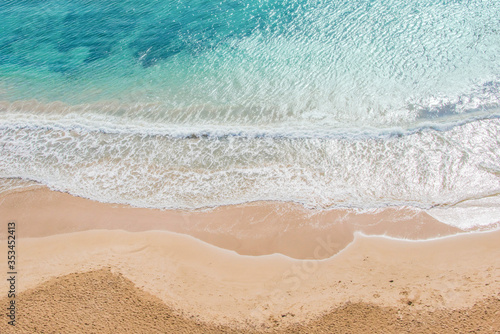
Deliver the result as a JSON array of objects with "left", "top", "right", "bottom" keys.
[
  {"left": 1, "top": 116, "right": 500, "bottom": 214},
  {"left": 0, "top": 178, "right": 43, "bottom": 194},
  {"left": 427, "top": 196, "right": 500, "bottom": 230}
]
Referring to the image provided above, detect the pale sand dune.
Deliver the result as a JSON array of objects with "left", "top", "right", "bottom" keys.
[{"left": 0, "top": 188, "right": 499, "bottom": 331}]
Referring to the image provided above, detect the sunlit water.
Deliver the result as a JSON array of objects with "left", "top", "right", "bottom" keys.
[{"left": 1, "top": 0, "right": 500, "bottom": 229}]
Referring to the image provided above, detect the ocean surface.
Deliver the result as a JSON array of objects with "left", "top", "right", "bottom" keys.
[{"left": 1, "top": 0, "right": 500, "bottom": 229}]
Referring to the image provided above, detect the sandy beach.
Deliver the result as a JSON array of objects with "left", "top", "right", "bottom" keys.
[
  {"left": 2, "top": 0, "right": 500, "bottom": 332},
  {"left": 0, "top": 187, "right": 466, "bottom": 259},
  {"left": 0, "top": 187, "right": 499, "bottom": 333}
]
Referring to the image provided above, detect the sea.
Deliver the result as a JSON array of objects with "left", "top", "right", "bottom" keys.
[{"left": 1, "top": 0, "right": 499, "bottom": 230}]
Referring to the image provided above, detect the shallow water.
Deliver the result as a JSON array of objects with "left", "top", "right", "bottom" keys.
[{"left": 1, "top": 0, "right": 499, "bottom": 228}]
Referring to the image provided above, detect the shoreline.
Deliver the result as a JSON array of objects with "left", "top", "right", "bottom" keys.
[
  {"left": 1, "top": 186, "right": 499, "bottom": 331},
  {"left": 0, "top": 186, "right": 477, "bottom": 259}
]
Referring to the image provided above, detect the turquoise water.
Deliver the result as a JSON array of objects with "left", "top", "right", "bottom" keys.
[
  {"left": 1, "top": 0, "right": 500, "bottom": 227},
  {"left": 1, "top": 0, "right": 499, "bottom": 122}
]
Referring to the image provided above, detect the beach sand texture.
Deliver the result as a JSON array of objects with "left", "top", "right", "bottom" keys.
[
  {"left": 1, "top": 0, "right": 500, "bottom": 332},
  {"left": 1, "top": 188, "right": 499, "bottom": 332}
]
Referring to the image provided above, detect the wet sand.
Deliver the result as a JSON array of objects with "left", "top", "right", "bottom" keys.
[
  {"left": 0, "top": 187, "right": 499, "bottom": 332},
  {"left": 0, "top": 187, "right": 464, "bottom": 259}
]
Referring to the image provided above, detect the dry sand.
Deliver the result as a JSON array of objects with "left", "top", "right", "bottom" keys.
[
  {"left": 0, "top": 269, "right": 498, "bottom": 333},
  {"left": 0, "top": 187, "right": 499, "bottom": 332}
]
